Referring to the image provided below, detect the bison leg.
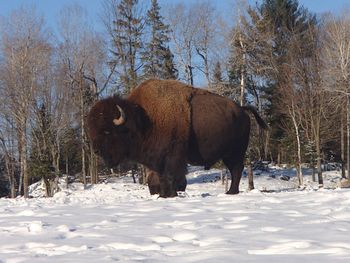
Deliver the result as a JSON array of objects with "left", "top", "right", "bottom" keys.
[
  {"left": 159, "top": 174, "right": 177, "bottom": 198},
  {"left": 159, "top": 159, "right": 187, "bottom": 198},
  {"left": 223, "top": 158, "right": 244, "bottom": 195},
  {"left": 146, "top": 168, "right": 161, "bottom": 195},
  {"left": 176, "top": 174, "right": 187, "bottom": 192}
]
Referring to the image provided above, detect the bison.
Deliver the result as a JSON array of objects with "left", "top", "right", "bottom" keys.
[{"left": 87, "top": 79, "right": 267, "bottom": 197}]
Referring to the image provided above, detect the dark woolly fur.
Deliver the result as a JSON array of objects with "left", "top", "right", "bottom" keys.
[{"left": 87, "top": 79, "right": 267, "bottom": 197}]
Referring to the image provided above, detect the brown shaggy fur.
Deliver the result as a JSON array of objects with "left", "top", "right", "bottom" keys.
[
  {"left": 128, "top": 79, "right": 192, "bottom": 155},
  {"left": 87, "top": 79, "right": 267, "bottom": 197}
]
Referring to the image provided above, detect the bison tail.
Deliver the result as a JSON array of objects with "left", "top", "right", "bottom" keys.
[{"left": 242, "top": 106, "right": 268, "bottom": 130}]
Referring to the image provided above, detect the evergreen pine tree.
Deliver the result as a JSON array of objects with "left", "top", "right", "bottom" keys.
[
  {"left": 162, "top": 46, "right": 178, "bottom": 79},
  {"left": 142, "top": 0, "right": 177, "bottom": 80},
  {"left": 213, "top": 61, "right": 223, "bottom": 84},
  {"left": 212, "top": 61, "right": 226, "bottom": 95},
  {"left": 227, "top": 25, "right": 256, "bottom": 103},
  {"left": 227, "top": 35, "right": 244, "bottom": 101},
  {"left": 112, "top": 0, "right": 144, "bottom": 92},
  {"left": 246, "top": 0, "right": 317, "bottom": 161}
]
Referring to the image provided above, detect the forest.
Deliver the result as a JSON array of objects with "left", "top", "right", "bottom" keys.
[{"left": 0, "top": 0, "right": 349, "bottom": 198}]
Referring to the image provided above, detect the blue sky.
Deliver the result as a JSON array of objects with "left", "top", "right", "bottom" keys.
[
  {"left": 0, "top": 0, "right": 349, "bottom": 33},
  {"left": 1, "top": 0, "right": 348, "bottom": 87}
]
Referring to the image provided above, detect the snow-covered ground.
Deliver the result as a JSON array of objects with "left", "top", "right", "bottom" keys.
[{"left": 1, "top": 166, "right": 350, "bottom": 262}]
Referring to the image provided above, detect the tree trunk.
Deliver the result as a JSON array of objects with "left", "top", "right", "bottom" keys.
[
  {"left": 196, "top": 48, "right": 211, "bottom": 90},
  {"left": 264, "top": 130, "right": 269, "bottom": 161},
  {"left": 238, "top": 23, "right": 246, "bottom": 106},
  {"left": 65, "top": 152, "right": 69, "bottom": 189},
  {"left": 186, "top": 41, "right": 194, "bottom": 86},
  {"left": 341, "top": 111, "right": 346, "bottom": 178},
  {"left": 247, "top": 162, "right": 254, "bottom": 191},
  {"left": 277, "top": 147, "right": 281, "bottom": 167},
  {"left": 9, "top": 162, "right": 16, "bottom": 198},
  {"left": 17, "top": 138, "right": 23, "bottom": 196},
  {"left": 55, "top": 152, "right": 60, "bottom": 174},
  {"left": 347, "top": 96, "right": 350, "bottom": 180},
  {"left": 295, "top": 130, "right": 303, "bottom": 187},
  {"left": 81, "top": 86, "right": 87, "bottom": 188},
  {"left": 4, "top": 153, "right": 16, "bottom": 198},
  {"left": 312, "top": 167, "right": 316, "bottom": 182},
  {"left": 90, "top": 148, "right": 98, "bottom": 184},
  {"left": 289, "top": 103, "right": 304, "bottom": 187},
  {"left": 82, "top": 139, "right": 86, "bottom": 186},
  {"left": 20, "top": 130, "right": 29, "bottom": 198},
  {"left": 187, "top": 64, "right": 194, "bottom": 86},
  {"left": 290, "top": 106, "right": 303, "bottom": 187},
  {"left": 131, "top": 164, "right": 137, "bottom": 184},
  {"left": 138, "top": 165, "right": 147, "bottom": 185},
  {"left": 316, "top": 135, "right": 323, "bottom": 187}
]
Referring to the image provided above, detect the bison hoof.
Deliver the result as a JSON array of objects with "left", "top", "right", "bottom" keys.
[
  {"left": 159, "top": 191, "right": 178, "bottom": 198},
  {"left": 226, "top": 190, "right": 239, "bottom": 195}
]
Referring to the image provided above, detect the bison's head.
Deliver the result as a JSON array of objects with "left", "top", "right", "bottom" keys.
[{"left": 87, "top": 96, "right": 150, "bottom": 168}]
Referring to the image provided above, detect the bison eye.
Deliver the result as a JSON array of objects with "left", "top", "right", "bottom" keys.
[{"left": 104, "top": 131, "right": 110, "bottom": 135}]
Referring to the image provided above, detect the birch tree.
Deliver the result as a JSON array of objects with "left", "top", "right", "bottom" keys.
[
  {"left": 193, "top": 1, "right": 218, "bottom": 89},
  {"left": 322, "top": 11, "right": 350, "bottom": 180},
  {"left": 0, "top": 127, "right": 17, "bottom": 198},
  {"left": 0, "top": 7, "right": 51, "bottom": 197},
  {"left": 57, "top": 4, "right": 105, "bottom": 186},
  {"left": 166, "top": 3, "right": 199, "bottom": 85}
]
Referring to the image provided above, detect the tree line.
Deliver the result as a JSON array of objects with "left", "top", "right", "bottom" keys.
[{"left": 0, "top": 0, "right": 348, "bottom": 197}]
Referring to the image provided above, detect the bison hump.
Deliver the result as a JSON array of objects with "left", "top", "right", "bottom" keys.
[{"left": 128, "top": 79, "right": 193, "bottom": 148}]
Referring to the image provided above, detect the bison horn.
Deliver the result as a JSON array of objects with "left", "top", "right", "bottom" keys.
[{"left": 113, "top": 105, "right": 126, "bottom": 126}]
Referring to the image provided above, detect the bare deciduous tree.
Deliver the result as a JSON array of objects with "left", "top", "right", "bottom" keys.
[
  {"left": 166, "top": 3, "right": 199, "bottom": 85},
  {"left": 322, "top": 11, "right": 350, "bottom": 180},
  {"left": 57, "top": 3, "right": 106, "bottom": 186},
  {"left": 0, "top": 7, "right": 51, "bottom": 197}
]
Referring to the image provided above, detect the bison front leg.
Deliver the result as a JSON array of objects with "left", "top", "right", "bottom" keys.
[
  {"left": 159, "top": 158, "right": 187, "bottom": 198},
  {"left": 159, "top": 174, "right": 177, "bottom": 198}
]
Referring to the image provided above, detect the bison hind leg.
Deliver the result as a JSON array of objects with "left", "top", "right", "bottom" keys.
[{"left": 223, "top": 158, "right": 244, "bottom": 195}]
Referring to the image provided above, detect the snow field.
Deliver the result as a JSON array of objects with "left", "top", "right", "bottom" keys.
[{"left": 0, "top": 167, "right": 350, "bottom": 262}]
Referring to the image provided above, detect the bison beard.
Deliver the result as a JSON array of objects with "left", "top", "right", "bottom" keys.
[{"left": 87, "top": 79, "right": 267, "bottom": 198}]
